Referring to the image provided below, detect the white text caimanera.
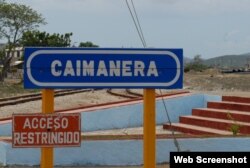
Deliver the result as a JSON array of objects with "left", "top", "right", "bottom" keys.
[{"left": 50, "top": 60, "right": 159, "bottom": 77}]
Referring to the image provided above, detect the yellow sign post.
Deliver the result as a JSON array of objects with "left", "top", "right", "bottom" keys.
[
  {"left": 143, "top": 89, "right": 156, "bottom": 168},
  {"left": 41, "top": 89, "right": 54, "bottom": 168}
]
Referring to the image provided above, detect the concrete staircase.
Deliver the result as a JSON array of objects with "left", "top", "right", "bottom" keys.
[{"left": 163, "top": 96, "right": 250, "bottom": 135}]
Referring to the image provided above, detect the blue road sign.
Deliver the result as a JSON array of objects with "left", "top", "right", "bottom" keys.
[{"left": 24, "top": 48, "right": 183, "bottom": 89}]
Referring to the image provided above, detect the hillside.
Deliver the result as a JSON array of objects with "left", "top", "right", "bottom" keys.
[{"left": 203, "top": 53, "right": 250, "bottom": 69}]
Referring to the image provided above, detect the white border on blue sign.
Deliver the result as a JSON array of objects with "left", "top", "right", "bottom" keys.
[{"left": 26, "top": 50, "right": 181, "bottom": 87}]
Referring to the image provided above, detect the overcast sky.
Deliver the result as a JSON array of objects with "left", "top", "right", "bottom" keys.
[{"left": 4, "top": 0, "right": 250, "bottom": 58}]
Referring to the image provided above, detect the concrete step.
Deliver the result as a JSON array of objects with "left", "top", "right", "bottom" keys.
[
  {"left": 163, "top": 123, "right": 232, "bottom": 135},
  {"left": 223, "top": 96, "right": 250, "bottom": 104},
  {"left": 208, "top": 101, "right": 250, "bottom": 112},
  {"left": 192, "top": 108, "right": 250, "bottom": 122},
  {"left": 180, "top": 115, "right": 250, "bottom": 134}
]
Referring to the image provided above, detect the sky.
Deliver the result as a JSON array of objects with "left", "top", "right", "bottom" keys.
[{"left": 3, "top": 0, "right": 250, "bottom": 59}]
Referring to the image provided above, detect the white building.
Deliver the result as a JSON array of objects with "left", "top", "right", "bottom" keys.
[
  {"left": 5, "top": 47, "right": 24, "bottom": 60},
  {"left": 1, "top": 46, "right": 24, "bottom": 79}
]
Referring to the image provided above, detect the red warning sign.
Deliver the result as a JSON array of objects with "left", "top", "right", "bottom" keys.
[{"left": 12, "top": 113, "right": 81, "bottom": 148}]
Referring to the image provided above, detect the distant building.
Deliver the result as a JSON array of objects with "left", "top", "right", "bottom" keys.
[
  {"left": 0, "top": 45, "right": 24, "bottom": 79},
  {"left": 0, "top": 43, "right": 5, "bottom": 49},
  {"left": 5, "top": 47, "right": 24, "bottom": 60},
  {"left": 3, "top": 46, "right": 24, "bottom": 69},
  {"left": 0, "top": 44, "right": 24, "bottom": 59}
]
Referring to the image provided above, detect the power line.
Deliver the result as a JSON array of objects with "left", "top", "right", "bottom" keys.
[
  {"left": 130, "top": 0, "right": 147, "bottom": 47},
  {"left": 125, "top": 0, "right": 146, "bottom": 47},
  {"left": 159, "top": 89, "right": 181, "bottom": 152},
  {"left": 124, "top": 0, "right": 181, "bottom": 152}
]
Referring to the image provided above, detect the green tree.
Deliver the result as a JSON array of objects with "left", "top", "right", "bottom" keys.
[
  {"left": 0, "top": 1, "right": 45, "bottom": 81},
  {"left": 193, "top": 55, "right": 202, "bottom": 64},
  {"left": 184, "top": 55, "right": 208, "bottom": 72},
  {"left": 0, "top": 48, "right": 5, "bottom": 72},
  {"left": 21, "top": 31, "right": 73, "bottom": 47},
  {"left": 79, "top": 41, "right": 99, "bottom": 47}
]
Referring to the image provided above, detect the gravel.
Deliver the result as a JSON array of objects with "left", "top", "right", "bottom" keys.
[{"left": 0, "top": 90, "right": 127, "bottom": 119}]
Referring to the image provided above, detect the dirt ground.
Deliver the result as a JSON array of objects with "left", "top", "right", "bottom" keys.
[
  {"left": 184, "top": 69, "right": 250, "bottom": 96},
  {"left": 2, "top": 69, "right": 250, "bottom": 97},
  {"left": 1, "top": 70, "right": 250, "bottom": 119}
]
